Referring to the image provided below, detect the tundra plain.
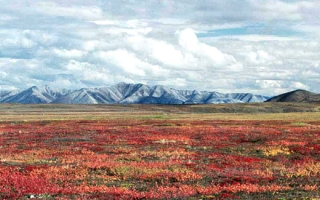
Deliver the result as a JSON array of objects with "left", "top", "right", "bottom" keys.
[{"left": 0, "top": 103, "right": 319, "bottom": 199}]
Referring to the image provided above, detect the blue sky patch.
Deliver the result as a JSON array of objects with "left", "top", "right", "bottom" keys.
[{"left": 197, "top": 25, "right": 302, "bottom": 38}]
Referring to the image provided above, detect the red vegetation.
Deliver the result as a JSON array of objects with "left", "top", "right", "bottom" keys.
[{"left": 0, "top": 118, "right": 319, "bottom": 199}]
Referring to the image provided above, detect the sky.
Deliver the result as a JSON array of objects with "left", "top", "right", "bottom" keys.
[{"left": 0, "top": 0, "right": 319, "bottom": 96}]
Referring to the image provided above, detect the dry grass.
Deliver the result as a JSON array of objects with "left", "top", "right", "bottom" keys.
[{"left": 0, "top": 103, "right": 319, "bottom": 122}]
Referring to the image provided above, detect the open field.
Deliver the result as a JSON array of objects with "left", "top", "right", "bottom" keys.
[
  {"left": 0, "top": 102, "right": 320, "bottom": 122},
  {"left": 0, "top": 103, "right": 320, "bottom": 199}
]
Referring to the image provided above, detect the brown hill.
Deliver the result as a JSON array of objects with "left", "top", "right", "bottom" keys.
[{"left": 266, "top": 89, "right": 320, "bottom": 103}]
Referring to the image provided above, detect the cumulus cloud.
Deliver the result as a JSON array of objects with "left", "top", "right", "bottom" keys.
[
  {"left": 246, "top": 50, "right": 277, "bottom": 65},
  {"left": 178, "top": 28, "right": 199, "bottom": 51},
  {"left": 0, "top": 0, "right": 319, "bottom": 95},
  {"left": 178, "top": 28, "right": 242, "bottom": 71},
  {"left": 96, "top": 49, "right": 147, "bottom": 77},
  {"left": 127, "top": 35, "right": 192, "bottom": 69}
]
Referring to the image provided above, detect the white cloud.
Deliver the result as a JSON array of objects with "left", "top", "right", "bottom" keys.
[
  {"left": 246, "top": 50, "right": 276, "bottom": 65},
  {"left": 31, "top": 2, "right": 103, "bottom": 20},
  {"left": 178, "top": 28, "right": 241, "bottom": 71},
  {"left": 95, "top": 49, "right": 147, "bottom": 76},
  {"left": 0, "top": 30, "right": 35, "bottom": 49},
  {"left": 0, "top": 0, "right": 320, "bottom": 96},
  {"left": 127, "top": 34, "right": 198, "bottom": 70},
  {"left": 49, "top": 79, "right": 81, "bottom": 89},
  {"left": 178, "top": 28, "right": 199, "bottom": 51},
  {"left": 124, "top": 28, "right": 241, "bottom": 73},
  {"left": 82, "top": 40, "right": 99, "bottom": 51},
  {"left": 92, "top": 20, "right": 120, "bottom": 26},
  {"left": 249, "top": 0, "right": 302, "bottom": 21},
  {"left": 53, "top": 48, "right": 86, "bottom": 59},
  {"left": 64, "top": 60, "right": 88, "bottom": 72},
  {"left": 292, "top": 82, "right": 309, "bottom": 90},
  {"left": 255, "top": 79, "right": 310, "bottom": 95}
]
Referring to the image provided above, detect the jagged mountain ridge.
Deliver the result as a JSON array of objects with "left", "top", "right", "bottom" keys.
[
  {"left": 0, "top": 86, "right": 70, "bottom": 104},
  {"left": 0, "top": 82, "right": 269, "bottom": 104}
]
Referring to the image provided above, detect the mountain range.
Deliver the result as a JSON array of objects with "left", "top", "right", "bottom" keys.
[{"left": 0, "top": 82, "right": 269, "bottom": 104}]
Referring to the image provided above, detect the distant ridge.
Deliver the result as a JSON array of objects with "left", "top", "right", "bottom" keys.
[
  {"left": 266, "top": 89, "right": 320, "bottom": 103},
  {"left": 0, "top": 82, "right": 269, "bottom": 104}
]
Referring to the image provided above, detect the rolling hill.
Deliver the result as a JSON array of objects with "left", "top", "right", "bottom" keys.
[{"left": 266, "top": 89, "right": 320, "bottom": 103}]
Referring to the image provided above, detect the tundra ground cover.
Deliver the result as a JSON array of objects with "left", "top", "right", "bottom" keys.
[{"left": 0, "top": 105, "right": 319, "bottom": 199}]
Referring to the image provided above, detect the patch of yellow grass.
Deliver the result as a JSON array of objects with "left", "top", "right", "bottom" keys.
[{"left": 261, "top": 146, "right": 291, "bottom": 157}]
